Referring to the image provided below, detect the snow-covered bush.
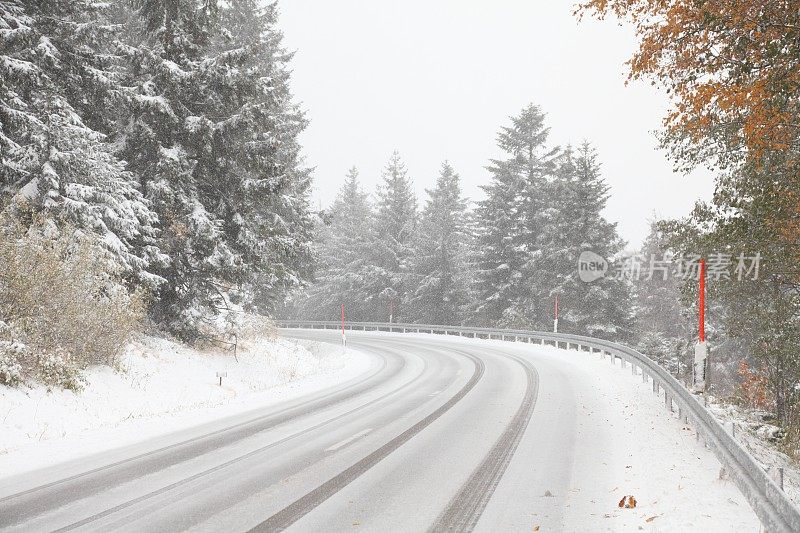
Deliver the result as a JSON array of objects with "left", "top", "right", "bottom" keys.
[
  {"left": 38, "top": 349, "right": 85, "bottom": 391},
  {"left": 238, "top": 313, "right": 277, "bottom": 342},
  {"left": 193, "top": 296, "right": 277, "bottom": 354},
  {"left": 0, "top": 320, "right": 27, "bottom": 386},
  {"left": 0, "top": 220, "right": 145, "bottom": 387},
  {"left": 0, "top": 342, "right": 24, "bottom": 386}
]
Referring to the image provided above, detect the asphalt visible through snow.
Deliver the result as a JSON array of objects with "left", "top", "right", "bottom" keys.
[{"left": 0, "top": 329, "right": 760, "bottom": 532}]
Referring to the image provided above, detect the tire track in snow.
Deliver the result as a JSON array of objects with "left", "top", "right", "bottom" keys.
[
  {"left": 429, "top": 351, "right": 539, "bottom": 533},
  {"left": 248, "top": 348, "right": 486, "bottom": 532},
  {"left": 0, "top": 348, "right": 394, "bottom": 527},
  {"left": 51, "top": 344, "right": 433, "bottom": 532}
]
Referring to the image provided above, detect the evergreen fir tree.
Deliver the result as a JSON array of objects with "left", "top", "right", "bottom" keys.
[
  {"left": 298, "top": 168, "right": 382, "bottom": 321},
  {"left": 117, "top": 0, "right": 313, "bottom": 338},
  {"left": 213, "top": 0, "right": 314, "bottom": 315},
  {"left": 0, "top": 0, "right": 162, "bottom": 283},
  {"left": 474, "top": 104, "right": 557, "bottom": 326},
  {"left": 533, "top": 141, "right": 632, "bottom": 338},
  {"left": 371, "top": 151, "right": 417, "bottom": 321},
  {"left": 116, "top": 0, "right": 232, "bottom": 339},
  {"left": 633, "top": 219, "right": 693, "bottom": 376},
  {"left": 408, "top": 162, "right": 473, "bottom": 325}
]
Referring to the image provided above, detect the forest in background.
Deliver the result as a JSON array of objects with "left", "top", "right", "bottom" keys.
[{"left": 286, "top": 104, "right": 632, "bottom": 338}]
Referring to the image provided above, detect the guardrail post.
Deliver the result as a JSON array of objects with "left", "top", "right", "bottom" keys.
[{"left": 779, "top": 467, "right": 785, "bottom": 491}]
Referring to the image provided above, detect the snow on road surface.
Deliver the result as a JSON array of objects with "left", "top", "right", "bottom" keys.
[
  {"left": 0, "top": 330, "right": 768, "bottom": 531},
  {"left": 0, "top": 335, "right": 373, "bottom": 478},
  {"left": 479, "top": 338, "right": 761, "bottom": 532}
]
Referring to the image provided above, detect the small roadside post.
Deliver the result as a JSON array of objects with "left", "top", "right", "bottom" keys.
[
  {"left": 693, "top": 259, "right": 708, "bottom": 393},
  {"left": 553, "top": 295, "right": 559, "bottom": 333},
  {"left": 216, "top": 371, "right": 227, "bottom": 386},
  {"left": 341, "top": 303, "right": 347, "bottom": 347}
]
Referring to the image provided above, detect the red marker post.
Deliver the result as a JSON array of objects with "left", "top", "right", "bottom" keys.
[
  {"left": 341, "top": 304, "right": 347, "bottom": 347},
  {"left": 699, "top": 259, "right": 705, "bottom": 342},
  {"left": 694, "top": 259, "right": 708, "bottom": 392}
]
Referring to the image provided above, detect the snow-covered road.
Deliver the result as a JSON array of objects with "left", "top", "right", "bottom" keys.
[{"left": 0, "top": 330, "right": 760, "bottom": 532}]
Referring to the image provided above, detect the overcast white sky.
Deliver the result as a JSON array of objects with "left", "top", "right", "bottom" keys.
[{"left": 278, "top": 0, "right": 715, "bottom": 247}]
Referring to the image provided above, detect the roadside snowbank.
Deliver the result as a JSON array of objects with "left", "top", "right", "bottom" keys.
[
  {"left": 706, "top": 398, "right": 800, "bottom": 508},
  {"left": 0, "top": 334, "right": 372, "bottom": 477}
]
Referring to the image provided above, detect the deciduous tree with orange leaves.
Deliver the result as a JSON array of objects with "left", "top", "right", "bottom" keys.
[
  {"left": 577, "top": 0, "right": 800, "bottom": 169},
  {"left": 584, "top": 1, "right": 800, "bottom": 430}
]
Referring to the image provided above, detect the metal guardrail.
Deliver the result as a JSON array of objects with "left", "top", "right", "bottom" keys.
[{"left": 277, "top": 319, "right": 800, "bottom": 532}]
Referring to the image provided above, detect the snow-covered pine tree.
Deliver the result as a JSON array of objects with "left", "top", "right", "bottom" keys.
[
  {"left": 371, "top": 151, "right": 418, "bottom": 322},
  {"left": 407, "top": 162, "right": 473, "bottom": 325},
  {"left": 0, "top": 0, "right": 162, "bottom": 284},
  {"left": 117, "top": 0, "right": 313, "bottom": 338},
  {"left": 298, "top": 168, "right": 384, "bottom": 321},
  {"left": 633, "top": 219, "right": 693, "bottom": 375},
  {"left": 116, "top": 0, "right": 233, "bottom": 339},
  {"left": 539, "top": 141, "right": 632, "bottom": 339},
  {"left": 210, "top": 0, "right": 314, "bottom": 316},
  {"left": 474, "top": 104, "right": 558, "bottom": 327},
  {"left": 473, "top": 159, "right": 523, "bottom": 326}
]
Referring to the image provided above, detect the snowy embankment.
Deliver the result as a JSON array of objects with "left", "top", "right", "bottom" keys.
[
  {"left": 0, "top": 334, "right": 372, "bottom": 478},
  {"left": 706, "top": 398, "right": 800, "bottom": 508}
]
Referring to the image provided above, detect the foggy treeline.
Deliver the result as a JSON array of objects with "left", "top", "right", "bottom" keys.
[{"left": 287, "top": 105, "right": 634, "bottom": 340}]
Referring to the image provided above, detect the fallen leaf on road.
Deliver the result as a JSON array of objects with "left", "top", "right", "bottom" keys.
[
  {"left": 618, "top": 495, "right": 637, "bottom": 508},
  {"left": 645, "top": 516, "right": 658, "bottom": 523}
]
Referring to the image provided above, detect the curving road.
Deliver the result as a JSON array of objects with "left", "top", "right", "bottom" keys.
[{"left": 0, "top": 329, "right": 758, "bottom": 532}]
